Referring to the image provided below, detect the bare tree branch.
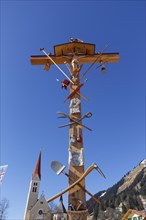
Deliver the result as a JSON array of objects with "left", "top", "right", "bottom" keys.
[{"left": 0, "top": 198, "right": 9, "bottom": 220}]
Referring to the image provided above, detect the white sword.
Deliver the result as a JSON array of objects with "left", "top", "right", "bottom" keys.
[{"left": 40, "top": 48, "right": 74, "bottom": 84}]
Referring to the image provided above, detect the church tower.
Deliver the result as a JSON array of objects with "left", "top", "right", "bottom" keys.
[
  {"left": 24, "top": 151, "right": 41, "bottom": 220},
  {"left": 24, "top": 151, "right": 51, "bottom": 220}
]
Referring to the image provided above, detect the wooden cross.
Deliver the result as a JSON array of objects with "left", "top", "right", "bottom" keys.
[{"left": 30, "top": 40, "right": 119, "bottom": 220}]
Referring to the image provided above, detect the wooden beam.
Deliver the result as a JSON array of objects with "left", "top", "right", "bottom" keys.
[{"left": 30, "top": 53, "right": 119, "bottom": 66}]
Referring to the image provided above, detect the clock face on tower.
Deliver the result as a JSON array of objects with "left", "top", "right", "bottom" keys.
[{"left": 38, "top": 210, "right": 43, "bottom": 215}]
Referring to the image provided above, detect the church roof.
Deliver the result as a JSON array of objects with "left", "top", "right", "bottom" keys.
[
  {"left": 55, "top": 195, "right": 67, "bottom": 214},
  {"left": 32, "top": 151, "right": 41, "bottom": 180},
  {"left": 29, "top": 193, "right": 51, "bottom": 217}
]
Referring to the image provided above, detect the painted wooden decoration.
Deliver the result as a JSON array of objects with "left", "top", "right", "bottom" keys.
[
  {"left": 70, "top": 135, "right": 77, "bottom": 145},
  {"left": 69, "top": 98, "right": 81, "bottom": 114},
  {"left": 68, "top": 149, "right": 84, "bottom": 166}
]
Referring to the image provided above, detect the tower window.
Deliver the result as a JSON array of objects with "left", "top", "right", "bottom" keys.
[
  {"left": 32, "top": 187, "right": 37, "bottom": 192},
  {"left": 34, "top": 182, "right": 38, "bottom": 186}
]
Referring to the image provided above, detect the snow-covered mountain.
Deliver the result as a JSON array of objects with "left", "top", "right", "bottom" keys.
[{"left": 87, "top": 159, "right": 146, "bottom": 219}]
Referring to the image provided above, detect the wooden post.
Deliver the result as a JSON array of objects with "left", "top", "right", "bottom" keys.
[{"left": 68, "top": 61, "right": 88, "bottom": 219}]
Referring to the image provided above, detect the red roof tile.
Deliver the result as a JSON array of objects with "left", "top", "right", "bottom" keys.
[{"left": 32, "top": 151, "right": 41, "bottom": 180}]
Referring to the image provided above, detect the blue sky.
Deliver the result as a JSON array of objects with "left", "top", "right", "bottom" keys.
[{"left": 1, "top": 0, "right": 145, "bottom": 219}]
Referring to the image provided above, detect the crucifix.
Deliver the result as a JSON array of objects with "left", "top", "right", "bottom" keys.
[{"left": 30, "top": 39, "right": 119, "bottom": 220}]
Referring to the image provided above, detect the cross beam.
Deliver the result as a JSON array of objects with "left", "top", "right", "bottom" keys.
[{"left": 30, "top": 53, "right": 119, "bottom": 66}]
